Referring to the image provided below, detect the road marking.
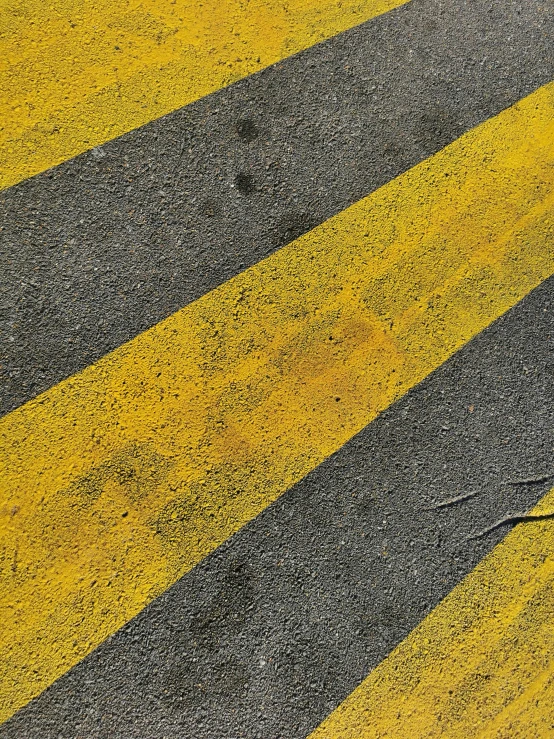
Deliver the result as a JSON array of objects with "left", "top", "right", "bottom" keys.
[
  {"left": 0, "top": 0, "right": 408, "bottom": 191},
  {"left": 309, "top": 488, "right": 554, "bottom": 738},
  {"left": 4, "top": 0, "right": 549, "bottom": 418},
  {"left": 1, "top": 81, "right": 553, "bottom": 722},
  {"left": 4, "top": 276, "right": 553, "bottom": 737}
]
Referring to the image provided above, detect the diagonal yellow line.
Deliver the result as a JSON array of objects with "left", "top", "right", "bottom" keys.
[
  {"left": 0, "top": 0, "right": 408, "bottom": 190},
  {"left": 1, "top": 81, "right": 553, "bottom": 722},
  {"left": 309, "top": 489, "right": 554, "bottom": 739}
]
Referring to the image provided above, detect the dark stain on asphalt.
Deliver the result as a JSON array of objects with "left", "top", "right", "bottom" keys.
[
  {"left": 235, "top": 172, "right": 256, "bottom": 195},
  {"left": 415, "top": 106, "right": 466, "bottom": 153},
  {"left": 236, "top": 118, "right": 260, "bottom": 142},
  {"left": 190, "top": 560, "right": 257, "bottom": 646},
  {"left": 276, "top": 211, "right": 319, "bottom": 247}
]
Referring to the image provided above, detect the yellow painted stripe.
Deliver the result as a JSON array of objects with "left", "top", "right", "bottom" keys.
[
  {"left": 309, "top": 490, "right": 554, "bottom": 739},
  {"left": 0, "top": 0, "right": 408, "bottom": 191},
  {"left": 1, "top": 82, "right": 554, "bottom": 722}
]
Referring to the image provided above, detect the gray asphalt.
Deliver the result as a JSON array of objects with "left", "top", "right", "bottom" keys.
[
  {"left": 2, "top": 0, "right": 553, "bottom": 415},
  {"left": 3, "top": 276, "right": 553, "bottom": 738}
]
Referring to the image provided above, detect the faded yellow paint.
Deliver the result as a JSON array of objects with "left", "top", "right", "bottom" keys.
[
  {"left": 1, "top": 82, "right": 554, "bottom": 722},
  {"left": 0, "top": 0, "right": 408, "bottom": 190},
  {"left": 309, "top": 490, "right": 554, "bottom": 739}
]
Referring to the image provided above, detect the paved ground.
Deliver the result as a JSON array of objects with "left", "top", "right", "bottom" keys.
[
  {"left": 4, "top": 278, "right": 554, "bottom": 737},
  {"left": 2, "top": 0, "right": 552, "bottom": 415},
  {"left": 0, "top": 0, "right": 553, "bottom": 737}
]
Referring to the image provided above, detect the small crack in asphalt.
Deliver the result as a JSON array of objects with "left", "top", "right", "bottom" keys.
[
  {"left": 467, "top": 511, "right": 554, "bottom": 540},
  {"left": 427, "top": 491, "right": 479, "bottom": 510},
  {"left": 507, "top": 472, "right": 554, "bottom": 486}
]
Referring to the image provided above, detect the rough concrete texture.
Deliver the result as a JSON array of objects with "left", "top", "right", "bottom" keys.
[
  {"left": 3, "top": 275, "right": 553, "bottom": 738},
  {"left": 1, "top": 0, "right": 553, "bottom": 415}
]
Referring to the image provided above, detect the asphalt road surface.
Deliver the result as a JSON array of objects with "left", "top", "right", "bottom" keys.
[{"left": 1, "top": 0, "right": 553, "bottom": 736}]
